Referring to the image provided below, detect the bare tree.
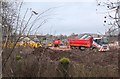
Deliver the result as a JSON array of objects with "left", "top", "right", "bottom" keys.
[
  {"left": 1, "top": 0, "right": 56, "bottom": 76},
  {"left": 96, "top": 0, "right": 120, "bottom": 76},
  {"left": 96, "top": 0, "right": 120, "bottom": 46}
]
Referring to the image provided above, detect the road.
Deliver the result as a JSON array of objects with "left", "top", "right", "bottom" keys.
[{"left": 49, "top": 47, "right": 71, "bottom": 51}]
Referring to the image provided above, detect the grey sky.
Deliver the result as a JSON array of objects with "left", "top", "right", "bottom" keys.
[{"left": 21, "top": 1, "right": 107, "bottom": 35}]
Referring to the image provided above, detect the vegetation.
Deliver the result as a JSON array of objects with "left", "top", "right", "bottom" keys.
[
  {"left": 1, "top": 0, "right": 119, "bottom": 78},
  {"left": 16, "top": 54, "right": 22, "bottom": 61},
  {"left": 2, "top": 47, "right": 119, "bottom": 77},
  {"left": 59, "top": 57, "right": 70, "bottom": 65}
]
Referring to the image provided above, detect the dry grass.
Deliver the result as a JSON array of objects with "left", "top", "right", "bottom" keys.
[{"left": 2, "top": 47, "right": 119, "bottom": 77}]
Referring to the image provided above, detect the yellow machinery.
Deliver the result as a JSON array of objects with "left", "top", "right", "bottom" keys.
[
  {"left": 2, "top": 37, "right": 42, "bottom": 48},
  {"left": 2, "top": 42, "right": 42, "bottom": 48},
  {"left": 48, "top": 43, "right": 53, "bottom": 47}
]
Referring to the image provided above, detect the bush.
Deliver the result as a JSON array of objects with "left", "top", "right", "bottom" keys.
[
  {"left": 59, "top": 57, "right": 70, "bottom": 65},
  {"left": 16, "top": 54, "right": 22, "bottom": 61}
]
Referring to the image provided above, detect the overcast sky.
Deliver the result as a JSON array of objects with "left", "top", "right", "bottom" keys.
[{"left": 21, "top": 0, "right": 108, "bottom": 35}]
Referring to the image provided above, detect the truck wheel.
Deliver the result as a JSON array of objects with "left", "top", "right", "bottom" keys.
[
  {"left": 54, "top": 44, "right": 58, "bottom": 47},
  {"left": 70, "top": 46, "right": 74, "bottom": 49},
  {"left": 79, "top": 47, "right": 86, "bottom": 51}
]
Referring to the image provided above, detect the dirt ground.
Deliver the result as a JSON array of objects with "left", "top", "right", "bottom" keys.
[
  {"left": 43, "top": 47, "right": 118, "bottom": 67},
  {"left": 34, "top": 47, "right": 119, "bottom": 76},
  {"left": 2, "top": 47, "right": 119, "bottom": 77}
]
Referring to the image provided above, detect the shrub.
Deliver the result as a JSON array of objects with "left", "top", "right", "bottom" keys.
[
  {"left": 16, "top": 54, "right": 22, "bottom": 61},
  {"left": 59, "top": 57, "right": 70, "bottom": 65}
]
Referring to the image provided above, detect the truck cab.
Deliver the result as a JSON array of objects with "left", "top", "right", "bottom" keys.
[{"left": 93, "top": 37, "right": 110, "bottom": 51}]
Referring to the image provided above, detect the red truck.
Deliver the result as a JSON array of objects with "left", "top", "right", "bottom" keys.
[
  {"left": 53, "top": 39, "right": 61, "bottom": 47},
  {"left": 69, "top": 34, "right": 93, "bottom": 50}
]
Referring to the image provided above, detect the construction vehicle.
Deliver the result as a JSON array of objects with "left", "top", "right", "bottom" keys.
[
  {"left": 52, "top": 39, "right": 70, "bottom": 50},
  {"left": 16, "top": 37, "right": 42, "bottom": 48},
  {"left": 53, "top": 39, "right": 61, "bottom": 47},
  {"left": 69, "top": 34, "right": 110, "bottom": 51},
  {"left": 92, "top": 37, "right": 110, "bottom": 52},
  {"left": 48, "top": 43, "right": 53, "bottom": 47},
  {"left": 69, "top": 34, "right": 93, "bottom": 51}
]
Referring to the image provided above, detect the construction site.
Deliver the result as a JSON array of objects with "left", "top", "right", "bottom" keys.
[
  {"left": 2, "top": 32, "right": 120, "bottom": 77},
  {"left": 1, "top": 0, "right": 120, "bottom": 77}
]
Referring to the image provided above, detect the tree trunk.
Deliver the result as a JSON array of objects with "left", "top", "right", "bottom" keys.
[
  {"left": 117, "top": 5, "right": 120, "bottom": 77},
  {"left": 0, "top": 1, "right": 2, "bottom": 78}
]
